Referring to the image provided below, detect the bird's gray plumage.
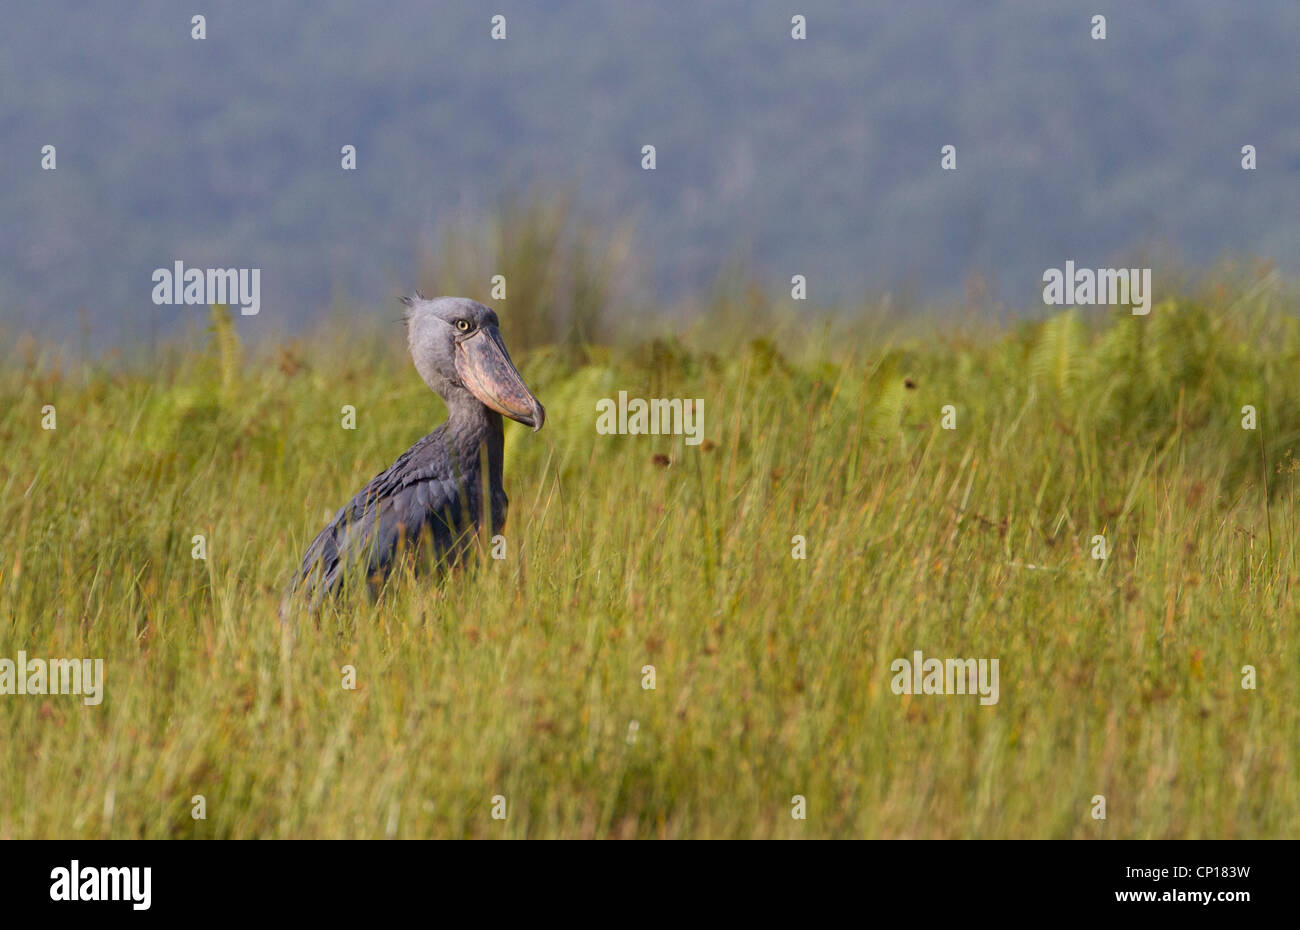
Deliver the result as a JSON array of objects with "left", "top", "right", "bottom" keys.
[{"left": 287, "top": 296, "right": 543, "bottom": 610}]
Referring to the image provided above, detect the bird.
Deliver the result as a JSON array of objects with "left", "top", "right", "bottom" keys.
[{"left": 287, "top": 295, "right": 545, "bottom": 608}]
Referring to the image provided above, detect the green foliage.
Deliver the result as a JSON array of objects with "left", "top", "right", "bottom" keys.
[{"left": 2, "top": 290, "right": 1299, "bottom": 838}]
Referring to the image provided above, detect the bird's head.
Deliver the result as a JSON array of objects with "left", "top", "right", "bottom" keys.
[{"left": 401, "top": 294, "right": 545, "bottom": 431}]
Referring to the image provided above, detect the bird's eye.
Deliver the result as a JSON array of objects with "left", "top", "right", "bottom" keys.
[{"left": 455, "top": 319, "right": 472, "bottom": 333}]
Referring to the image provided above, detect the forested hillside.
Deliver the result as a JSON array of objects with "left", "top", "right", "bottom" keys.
[{"left": 2, "top": 1, "right": 1297, "bottom": 344}]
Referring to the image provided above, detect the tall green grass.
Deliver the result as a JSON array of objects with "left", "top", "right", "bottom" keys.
[{"left": 1, "top": 264, "right": 1298, "bottom": 838}]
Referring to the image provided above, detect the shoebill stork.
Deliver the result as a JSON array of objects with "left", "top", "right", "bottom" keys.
[{"left": 289, "top": 295, "right": 544, "bottom": 607}]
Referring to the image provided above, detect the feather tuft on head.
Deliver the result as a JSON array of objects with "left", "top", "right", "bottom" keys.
[{"left": 398, "top": 291, "right": 427, "bottom": 320}]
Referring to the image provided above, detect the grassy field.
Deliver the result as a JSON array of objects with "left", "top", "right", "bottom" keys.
[{"left": 2, "top": 271, "right": 1299, "bottom": 839}]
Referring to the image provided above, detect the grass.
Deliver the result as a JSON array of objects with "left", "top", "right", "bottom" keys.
[{"left": 2, "top": 271, "right": 1299, "bottom": 839}]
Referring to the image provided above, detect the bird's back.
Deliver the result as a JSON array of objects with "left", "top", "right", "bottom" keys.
[{"left": 290, "top": 425, "right": 503, "bottom": 607}]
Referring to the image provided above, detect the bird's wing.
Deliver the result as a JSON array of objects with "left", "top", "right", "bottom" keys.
[{"left": 293, "top": 430, "right": 468, "bottom": 603}]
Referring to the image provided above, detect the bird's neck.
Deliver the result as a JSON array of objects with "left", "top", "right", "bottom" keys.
[{"left": 445, "top": 394, "right": 505, "bottom": 485}]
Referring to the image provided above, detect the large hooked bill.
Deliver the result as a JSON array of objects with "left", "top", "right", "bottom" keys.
[{"left": 454, "top": 325, "right": 545, "bottom": 431}]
